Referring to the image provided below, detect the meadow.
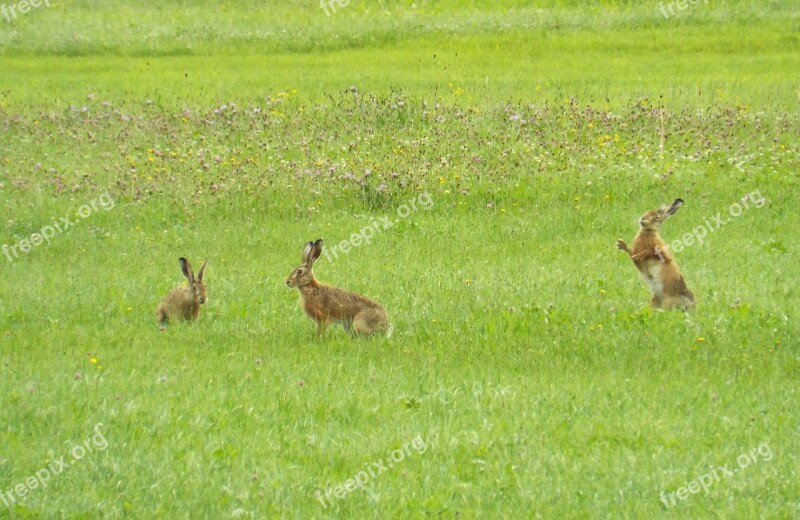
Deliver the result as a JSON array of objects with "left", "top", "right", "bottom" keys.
[{"left": 1, "top": 1, "right": 798, "bottom": 518}]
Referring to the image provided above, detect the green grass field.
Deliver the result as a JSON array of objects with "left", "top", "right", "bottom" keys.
[{"left": 1, "top": 1, "right": 798, "bottom": 518}]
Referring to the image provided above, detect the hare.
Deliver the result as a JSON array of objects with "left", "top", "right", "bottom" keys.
[
  {"left": 617, "top": 199, "right": 695, "bottom": 310},
  {"left": 156, "top": 258, "right": 208, "bottom": 329},
  {"left": 286, "top": 239, "right": 391, "bottom": 337}
]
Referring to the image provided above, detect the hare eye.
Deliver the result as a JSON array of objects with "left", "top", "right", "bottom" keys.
[{"left": 296, "top": 268, "right": 305, "bottom": 275}]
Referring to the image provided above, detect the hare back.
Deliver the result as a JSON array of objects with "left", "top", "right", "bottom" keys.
[
  {"left": 301, "top": 284, "right": 385, "bottom": 321},
  {"left": 158, "top": 286, "right": 201, "bottom": 321},
  {"left": 663, "top": 269, "right": 694, "bottom": 300}
]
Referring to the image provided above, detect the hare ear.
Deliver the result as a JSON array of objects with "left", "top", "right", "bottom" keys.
[
  {"left": 197, "top": 259, "right": 208, "bottom": 281},
  {"left": 665, "top": 198, "right": 684, "bottom": 216},
  {"left": 179, "top": 257, "right": 195, "bottom": 284},
  {"left": 301, "top": 242, "right": 314, "bottom": 265},
  {"left": 311, "top": 239, "right": 323, "bottom": 263}
]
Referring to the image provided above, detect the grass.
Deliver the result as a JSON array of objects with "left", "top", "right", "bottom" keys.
[
  {"left": 1, "top": 1, "right": 799, "bottom": 518},
  {"left": 1, "top": 1, "right": 799, "bottom": 108}
]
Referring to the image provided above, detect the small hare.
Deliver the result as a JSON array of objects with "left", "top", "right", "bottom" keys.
[
  {"left": 617, "top": 199, "right": 695, "bottom": 310},
  {"left": 286, "top": 239, "right": 391, "bottom": 337},
  {"left": 156, "top": 258, "right": 208, "bottom": 329}
]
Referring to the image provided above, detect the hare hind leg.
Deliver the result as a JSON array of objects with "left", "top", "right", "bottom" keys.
[
  {"left": 664, "top": 281, "right": 695, "bottom": 311},
  {"left": 352, "top": 310, "right": 389, "bottom": 337},
  {"left": 649, "top": 295, "right": 663, "bottom": 309},
  {"left": 664, "top": 294, "right": 696, "bottom": 311}
]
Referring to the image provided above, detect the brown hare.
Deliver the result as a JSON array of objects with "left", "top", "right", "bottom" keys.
[
  {"left": 156, "top": 258, "right": 208, "bottom": 329},
  {"left": 617, "top": 199, "right": 695, "bottom": 310},
  {"left": 286, "top": 239, "right": 391, "bottom": 337}
]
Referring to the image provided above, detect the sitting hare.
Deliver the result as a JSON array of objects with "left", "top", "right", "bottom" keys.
[
  {"left": 156, "top": 258, "right": 208, "bottom": 329},
  {"left": 286, "top": 239, "right": 391, "bottom": 337}
]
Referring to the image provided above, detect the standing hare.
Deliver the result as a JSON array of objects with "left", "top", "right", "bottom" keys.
[
  {"left": 617, "top": 199, "right": 695, "bottom": 310},
  {"left": 156, "top": 258, "right": 208, "bottom": 329},
  {"left": 286, "top": 239, "right": 391, "bottom": 337}
]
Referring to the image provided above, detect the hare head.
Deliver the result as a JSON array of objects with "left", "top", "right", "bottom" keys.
[
  {"left": 286, "top": 239, "right": 322, "bottom": 289},
  {"left": 638, "top": 198, "right": 683, "bottom": 232}
]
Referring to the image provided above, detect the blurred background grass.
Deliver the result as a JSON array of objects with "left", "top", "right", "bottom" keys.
[{"left": 1, "top": 1, "right": 798, "bottom": 108}]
